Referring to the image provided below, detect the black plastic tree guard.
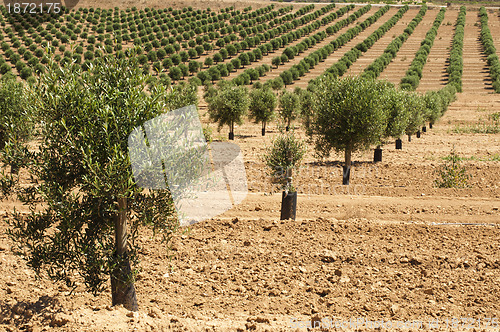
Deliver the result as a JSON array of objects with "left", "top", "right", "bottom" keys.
[
  {"left": 416, "top": 131, "right": 421, "bottom": 138},
  {"left": 422, "top": 126, "right": 427, "bottom": 133},
  {"left": 262, "top": 128, "right": 266, "bottom": 136},
  {"left": 280, "top": 191, "right": 297, "bottom": 220},
  {"left": 342, "top": 165, "right": 351, "bottom": 185},
  {"left": 374, "top": 148, "right": 382, "bottom": 162},
  {"left": 395, "top": 139, "right": 402, "bottom": 150},
  {"left": 229, "top": 132, "right": 234, "bottom": 140}
]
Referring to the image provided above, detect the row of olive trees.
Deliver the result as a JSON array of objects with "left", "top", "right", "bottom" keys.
[
  {"left": 204, "top": 80, "right": 302, "bottom": 139},
  {"left": 307, "top": 76, "right": 455, "bottom": 184},
  {"left": 205, "top": 76, "right": 454, "bottom": 183}
]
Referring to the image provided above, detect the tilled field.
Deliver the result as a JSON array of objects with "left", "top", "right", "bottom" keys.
[{"left": 0, "top": 2, "right": 499, "bottom": 331}]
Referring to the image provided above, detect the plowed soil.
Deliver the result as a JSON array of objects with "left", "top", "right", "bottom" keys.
[{"left": 0, "top": 2, "right": 499, "bottom": 332}]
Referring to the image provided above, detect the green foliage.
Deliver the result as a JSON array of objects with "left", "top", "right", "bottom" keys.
[
  {"left": 263, "top": 130, "right": 306, "bottom": 193},
  {"left": 207, "top": 80, "right": 250, "bottom": 135},
  {"left": 404, "top": 92, "right": 426, "bottom": 135},
  {"left": 6, "top": 54, "right": 189, "bottom": 297},
  {"left": 434, "top": 147, "right": 470, "bottom": 188},
  {"left": 169, "top": 66, "right": 182, "bottom": 81},
  {"left": 479, "top": 7, "right": 500, "bottom": 93},
  {"left": 249, "top": 86, "right": 277, "bottom": 129},
  {"left": 0, "top": 76, "right": 32, "bottom": 178},
  {"left": 447, "top": 6, "right": 466, "bottom": 93},
  {"left": 380, "top": 88, "right": 409, "bottom": 140},
  {"left": 20, "top": 66, "right": 32, "bottom": 80},
  {"left": 269, "top": 77, "right": 284, "bottom": 91},
  {"left": 308, "top": 76, "right": 390, "bottom": 164},
  {"left": 424, "top": 90, "right": 444, "bottom": 124},
  {"left": 278, "top": 90, "right": 300, "bottom": 129},
  {"left": 202, "top": 126, "right": 213, "bottom": 144}
]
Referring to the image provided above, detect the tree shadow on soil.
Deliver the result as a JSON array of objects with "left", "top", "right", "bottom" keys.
[
  {"left": 305, "top": 160, "right": 378, "bottom": 167},
  {"left": 0, "top": 295, "right": 62, "bottom": 327}
]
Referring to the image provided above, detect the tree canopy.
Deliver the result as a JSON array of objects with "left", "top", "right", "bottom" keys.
[{"left": 5, "top": 54, "right": 198, "bottom": 310}]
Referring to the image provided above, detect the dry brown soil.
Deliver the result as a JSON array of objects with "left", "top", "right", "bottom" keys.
[{"left": 0, "top": 2, "right": 499, "bottom": 332}]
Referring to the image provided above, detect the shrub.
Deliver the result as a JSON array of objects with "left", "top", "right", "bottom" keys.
[
  {"left": 188, "top": 48, "right": 197, "bottom": 59},
  {"left": 208, "top": 66, "right": 220, "bottom": 83},
  {"left": 278, "top": 90, "right": 300, "bottom": 130},
  {"left": 20, "top": 66, "right": 32, "bottom": 79},
  {"left": 434, "top": 147, "right": 470, "bottom": 188},
  {"left": 204, "top": 57, "right": 213, "bottom": 68},
  {"left": 404, "top": 92, "right": 426, "bottom": 137},
  {"left": 188, "top": 60, "right": 199, "bottom": 74},
  {"left": 152, "top": 61, "right": 162, "bottom": 73},
  {"left": 169, "top": 66, "right": 182, "bottom": 81},
  {"left": 147, "top": 50, "right": 157, "bottom": 62}
]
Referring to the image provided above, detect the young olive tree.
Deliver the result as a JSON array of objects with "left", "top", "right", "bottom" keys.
[
  {"left": 249, "top": 86, "right": 277, "bottom": 136},
  {"left": 294, "top": 87, "right": 314, "bottom": 135},
  {"left": 264, "top": 130, "right": 306, "bottom": 220},
  {"left": 404, "top": 92, "right": 425, "bottom": 141},
  {"left": 207, "top": 80, "right": 250, "bottom": 140},
  {"left": 6, "top": 55, "right": 198, "bottom": 311},
  {"left": 264, "top": 130, "right": 306, "bottom": 193},
  {"left": 424, "top": 90, "right": 444, "bottom": 128},
  {"left": 278, "top": 89, "right": 300, "bottom": 131},
  {"left": 380, "top": 88, "right": 410, "bottom": 150},
  {"left": 309, "top": 76, "right": 389, "bottom": 184}
]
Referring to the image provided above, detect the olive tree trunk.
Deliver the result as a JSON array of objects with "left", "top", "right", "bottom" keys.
[
  {"left": 111, "top": 197, "right": 138, "bottom": 311},
  {"left": 262, "top": 121, "right": 266, "bottom": 136}
]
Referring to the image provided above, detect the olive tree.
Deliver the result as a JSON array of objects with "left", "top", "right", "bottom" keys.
[
  {"left": 294, "top": 87, "right": 314, "bottom": 134},
  {"left": 424, "top": 90, "right": 443, "bottom": 128},
  {"left": 249, "top": 86, "right": 277, "bottom": 136},
  {"left": 6, "top": 55, "right": 198, "bottom": 311},
  {"left": 206, "top": 80, "right": 250, "bottom": 140},
  {"left": 380, "top": 87, "right": 409, "bottom": 150},
  {"left": 404, "top": 91, "right": 425, "bottom": 141},
  {"left": 309, "top": 76, "right": 389, "bottom": 184},
  {"left": 264, "top": 129, "right": 306, "bottom": 193},
  {"left": 278, "top": 89, "right": 300, "bottom": 131},
  {"left": 264, "top": 129, "right": 306, "bottom": 220}
]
